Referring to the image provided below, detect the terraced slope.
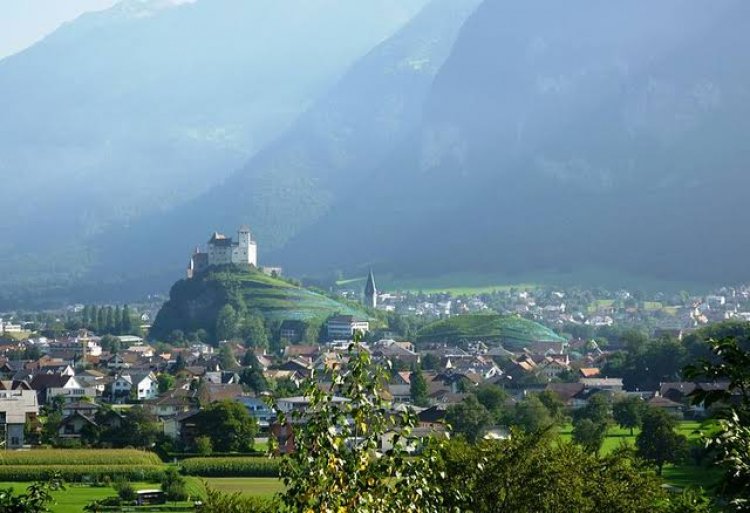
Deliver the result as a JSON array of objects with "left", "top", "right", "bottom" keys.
[
  {"left": 151, "top": 266, "right": 366, "bottom": 340},
  {"left": 416, "top": 314, "right": 566, "bottom": 348}
]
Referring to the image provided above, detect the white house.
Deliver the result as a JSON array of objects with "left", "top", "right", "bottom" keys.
[
  {"left": 326, "top": 315, "right": 369, "bottom": 340},
  {"left": 112, "top": 372, "right": 158, "bottom": 401}
]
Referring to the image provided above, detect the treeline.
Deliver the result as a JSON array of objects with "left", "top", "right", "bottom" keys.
[{"left": 79, "top": 304, "right": 136, "bottom": 336}]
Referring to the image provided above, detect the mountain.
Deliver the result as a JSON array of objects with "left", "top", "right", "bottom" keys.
[
  {"left": 64, "top": 0, "right": 481, "bottom": 299},
  {"left": 150, "top": 265, "right": 367, "bottom": 342},
  {"left": 0, "top": 0, "right": 428, "bottom": 289},
  {"left": 278, "top": 0, "right": 750, "bottom": 285}
]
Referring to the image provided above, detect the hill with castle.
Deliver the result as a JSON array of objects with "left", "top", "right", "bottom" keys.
[{"left": 151, "top": 226, "right": 368, "bottom": 343}]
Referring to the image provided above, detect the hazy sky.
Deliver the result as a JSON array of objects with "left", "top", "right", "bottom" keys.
[{"left": 0, "top": 0, "right": 118, "bottom": 60}]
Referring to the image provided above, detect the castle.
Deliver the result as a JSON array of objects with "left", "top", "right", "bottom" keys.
[{"left": 187, "top": 225, "right": 257, "bottom": 278}]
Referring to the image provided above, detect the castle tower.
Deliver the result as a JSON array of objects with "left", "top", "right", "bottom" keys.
[
  {"left": 364, "top": 269, "right": 377, "bottom": 309},
  {"left": 237, "top": 225, "right": 258, "bottom": 266}
]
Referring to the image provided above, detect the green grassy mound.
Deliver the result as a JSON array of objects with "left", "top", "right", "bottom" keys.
[
  {"left": 151, "top": 266, "right": 366, "bottom": 340},
  {"left": 416, "top": 314, "right": 566, "bottom": 347}
]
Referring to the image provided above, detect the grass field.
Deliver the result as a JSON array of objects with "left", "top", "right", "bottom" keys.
[
  {"left": 0, "top": 478, "right": 283, "bottom": 512},
  {"left": 558, "top": 420, "right": 721, "bottom": 490}
]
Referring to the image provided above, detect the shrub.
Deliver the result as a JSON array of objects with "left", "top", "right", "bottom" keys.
[
  {"left": 113, "top": 479, "right": 136, "bottom": 502},
  {"left": 195, "top": 436, "right": 213, "bottom": 456},
  {"left": 161, "top": 467, "right": 188, "bottom": 502}
]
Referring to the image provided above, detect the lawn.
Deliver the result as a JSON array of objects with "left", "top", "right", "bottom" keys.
[
  {"left": 186, "top": 477, "right": 283, "bottom": 498},
  {"left": 0, "top": 481, "right": 193, "bottom": 513},
  {"left": 558, "top": 420, "right": 720, "bottom": 489}
]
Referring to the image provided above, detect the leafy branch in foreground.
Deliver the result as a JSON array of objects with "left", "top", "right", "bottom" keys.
[{"left": 271, "top": 333, "right": 452, "bottom": 513}]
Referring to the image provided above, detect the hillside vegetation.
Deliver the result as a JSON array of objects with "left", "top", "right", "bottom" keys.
[
  {"left": 150, "top": 266, "right": 366, "bottom": 341},
  {"left": 416, "top": 314, "right": 566, "bottom": 348}
]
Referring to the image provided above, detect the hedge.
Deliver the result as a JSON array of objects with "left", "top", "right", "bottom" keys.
[
  {"left": 180, "top": 457, "right": 280, "bottom": 477},
  {"left": 0, "top": 465, "right": 165, "bottom": 482}
]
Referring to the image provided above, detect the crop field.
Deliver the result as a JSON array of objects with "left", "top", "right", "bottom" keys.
[
  {"left": 0, "top": 448, "right": 162, "bottom": 466},
  {"left": 180, "top": 457, "right": 280, "bottom": 477}
]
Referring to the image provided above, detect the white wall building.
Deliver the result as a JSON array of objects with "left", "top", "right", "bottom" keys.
[{"left": 188, "top": 225, "right": 258, "bottom": 278}]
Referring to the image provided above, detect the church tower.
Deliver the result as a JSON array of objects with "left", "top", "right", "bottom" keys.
[{"left": 364, "top": 269, "right": 377, "bottom": 309}]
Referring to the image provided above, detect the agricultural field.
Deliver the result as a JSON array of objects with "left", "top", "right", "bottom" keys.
[{"left": 416, "top": 313, "right": 566, "bottom": 346}]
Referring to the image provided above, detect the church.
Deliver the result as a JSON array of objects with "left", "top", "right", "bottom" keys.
[{"left": 187, "top": 225, "right": 257, "bottom": 278}]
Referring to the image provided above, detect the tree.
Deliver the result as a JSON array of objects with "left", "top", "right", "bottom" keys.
[
  {"left": 636, "top": 407, "right": 687, "bottom": 475},
  {"left": 157, "top": 374, "right": 175, "bottom": 394},
  {"left": 273, "top": 339, "right": 451, "bottom": 512},
  {"left": 474, "top": 383, "right": 509, "bottom": 415},
  {"left": 684, "top": 333, "right": 750, "bottom": 510},
  {"left": 441, "top": 433, "right": 667, "bottom": 513},
  {"left": 195, "top": 436, "right": 213, "bottom": 455},
  {"left": 104, "top": 307, "right": 114, "bottom": 334},
  {"left": 192, "top": 400, "right": 257, "bottom": 452},
  {"left": 421, "top": 353, "right": 440, "bottom": 371},
  {"left": 238, "top": 312, "right": 268, "bottom": 350},
  {"left": 613, "top": 396, "right": 645, "bottom": 435},
  {"left": 409, "top": 367, "right": 429, "bottom": 407},
  {"left": 0, "top": 478, "right": 63, "bottom": 513},
  {"left": 574, "top": 393, "right": 612, "bottom": 427},
  {"left": 161, "top": 467, "right": 188, "bottom": 502},
  {"left": 121, "top": 305, "right": 133, "bottom": 334},
  {"left": 240, "top": 366, "right": 268, "bottom": 394},
  {"left": 512, "top": 394, "right": 554, "bottom": 433},
  {"left": 572, "top": 418, "right": 607, "bottom": 454},
  {"left": 215, "top": 305, "right": 238, "bottom": 342},
  {"left": 217, "top": 344, "right": 238, "bottom": 370},
  {"left": 446, "top": 395, "right": 493, "bottom": 443},
  {"left": 114, "top": 306, "right": 123, "bottom": 335}
]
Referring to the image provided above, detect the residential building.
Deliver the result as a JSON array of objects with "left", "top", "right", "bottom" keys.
[{"left": 326, "top": 316, "right": 369, "bottom": 340}]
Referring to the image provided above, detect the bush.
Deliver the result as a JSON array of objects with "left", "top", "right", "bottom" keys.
[
  {"left": 113, "top": 479, "right": 136, "bottom": 502},
  {"left": 181, "top": 457, "right": 280, "bottom": 477},
  {"left": 195, "top": 436, "right": 213, "bottom": 456},
  {"left": 200, "top": 486, "right": 279, "bottom": 513},
  {"left": 161, "top": 467, "right": 188, "bottom": 502}
]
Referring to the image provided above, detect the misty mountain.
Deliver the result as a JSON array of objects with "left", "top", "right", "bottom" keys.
[
  {"left": 278, "top": 0, "right": 750, "bottom": 285},
  {"left": 0, "top": 0, "right": 427, "bottom": 286},
  {"left": 84, "top": 0, "right": 481, "bottom": 293}
]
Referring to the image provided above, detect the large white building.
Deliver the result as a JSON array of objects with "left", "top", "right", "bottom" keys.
[{"left": 187, "top": 225, "right": 258, "bottom": 278}]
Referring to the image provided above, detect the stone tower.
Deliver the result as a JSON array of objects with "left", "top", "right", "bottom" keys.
[{"left": 364, "top": 269, "right": 377, "bottom": 309}]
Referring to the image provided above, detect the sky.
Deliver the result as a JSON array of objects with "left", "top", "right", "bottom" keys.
[{"left": 0, "top": 0, "right": 118, "bottom": 60}]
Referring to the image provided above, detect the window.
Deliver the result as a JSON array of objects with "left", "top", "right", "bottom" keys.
[{"left": 11, "top": 437, "right": 19, "bottom": 446}]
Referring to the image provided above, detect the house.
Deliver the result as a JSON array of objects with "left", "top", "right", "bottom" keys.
[
  {"left": 146, "top": 390, "right": 197, "bottom": 418},
  {"left": 279, "top": 320, "right": 307, "bottom": 344},
  {"left": 0, "top": 389, "right": 39, "bottom": 448},
  {"left": 112, "top": 372, "right": 158, "bottom": 401},
  {"left": 647, "top": 396, "right": 684, "bottom": 418},
  {"left": 198, "top": 383, "right": 243, "bottom": 404},
  {"left": 236, "top": 396, "right": 274, "bottom": 428},
  {"left": 578, "top": 367, "right": 601, "bottom": 378},
  {"left": 283, "top": 345, "right": 320, "bottom": 360},
  {"left": 204, "top": 370, "right": 240, "bottom": 385},
  {"left": 30, "top": 374, "right": 95, "bottom": 404},
  {"left": 538, "top": 354, "right": 570, "bottom": 379},
  {"left": 326, "top": 316, "right": 369, "bottom": 340},
  {"left": 58, "top": 412, "right": 97, "bottom": 439},
  {"left": 372, "top": 340, "right": 419, "bottom": 366},
  {"left": 579, "top": 377, "right": 623, "bottom": 393},
  {"left": 62, "top": 401, "right": 100, "bottom": 419}
]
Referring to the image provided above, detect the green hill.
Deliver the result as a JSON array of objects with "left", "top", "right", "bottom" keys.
[
  {"left": 150, "top": 266, "right": 366, "bottom": 341},
  {"left": 416, "top": 314, "right": 567, "bottom": 348}
]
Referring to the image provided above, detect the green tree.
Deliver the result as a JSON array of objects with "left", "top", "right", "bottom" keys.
[
  {"left": 613, "top": 396, "right": 646, "bottom": 435},
  {"left": 238, "top": 312, "right": 268, "bottom": 350},
  {"left": 572, "top": 418, "right": 607, "bottom": 454},
  {"left": 272, "top": 339, "right": 451, "bottom": 512},
  {"left": 0, "top": 478, "right": 63, "bottom": 513},
  {"left": 574, "top": 393, "right": 612, "bottom": 427},
  {"left": 446, "top": 395, "right": 493, "bottom": 443},
  {"left": 409, "top": 367, "right": 429, "bottom": 407},
  {"left": 157, "top": 374, "right": 175, "bottom": 394},
  {"left": 512, "top": 394, "right": 554, "bottom": 433},
  {"left": 121, "top": 305, "right": 134, "bottom": 334},
  {"left": 215, "top": 305, "right": 238, "bottom": 342},
  {"left": 441, "top": 433, "right": 667, "bottom": 513},
  {"left": 161, "top": 467, "right": 188, "bottom": 502},
  {"left": 636, "top": 407, "right": 688, "bottom": 475},
  {"left": 217, "top": 344, "right": 238, "bottom": 370},
  {"left": 195, "top": 436, "right": 213, "bottom": 455},
  {"left": 240, "top": 366, "right": 268, "bottom": 394},
  {"left": 192, "top": 400, "right": 257, "bottom": 452},
  {"left": 421, "top": 352, "right": 440, "bottom": 371},
  {"left": 114, "top": 306, "right": 123, "bottom": 335}
]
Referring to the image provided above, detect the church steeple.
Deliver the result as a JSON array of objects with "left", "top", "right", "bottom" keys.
[{"left": 364, "top": 269, "right": 377, "bottom": 309}]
